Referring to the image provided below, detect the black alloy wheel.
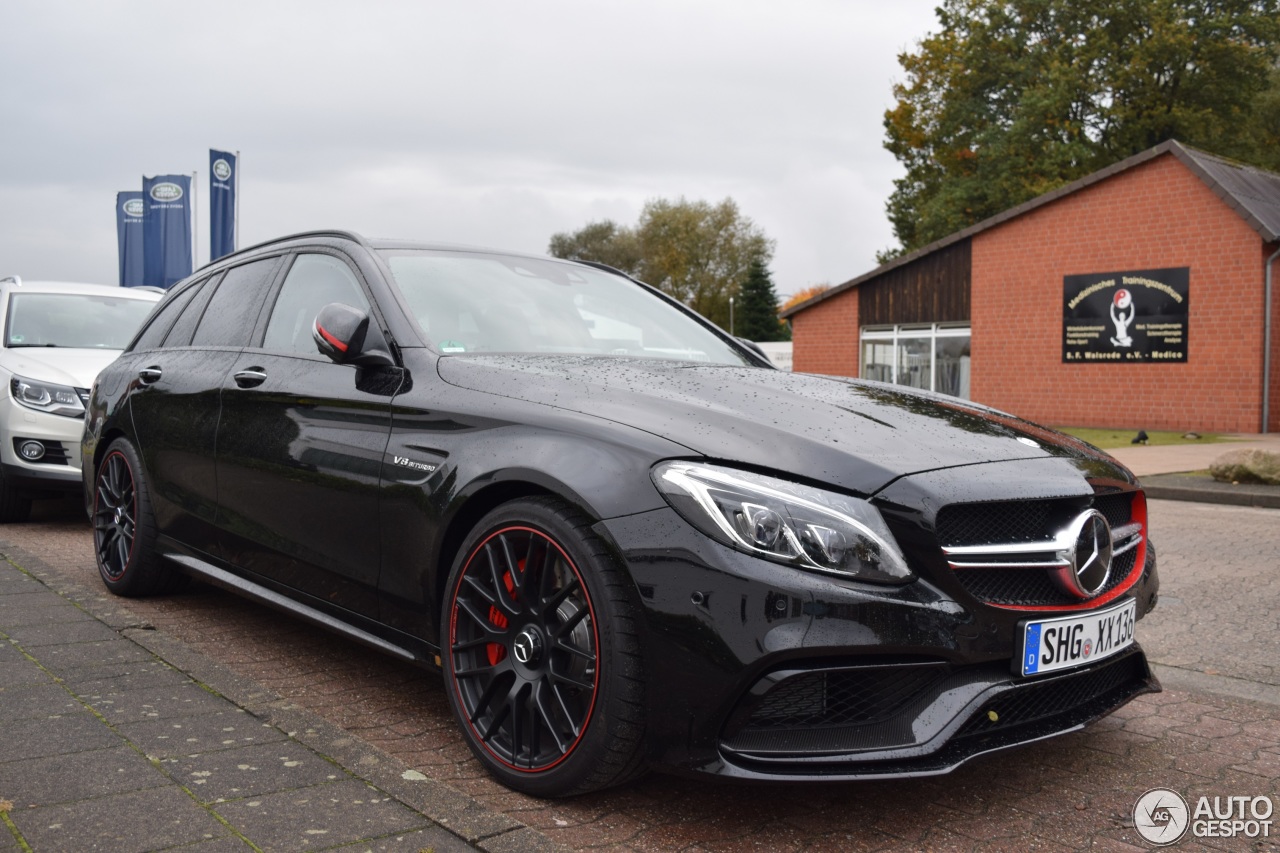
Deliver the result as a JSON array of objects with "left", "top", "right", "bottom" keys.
[
  {"left": 92, "top": 438, "right": 182, "bottom": 596},
  {"left": 94, "top": 450, "right": 137, "bottom": 581},
  {"left": 443, "top": 497, "right": 646, "bottom": 796}
]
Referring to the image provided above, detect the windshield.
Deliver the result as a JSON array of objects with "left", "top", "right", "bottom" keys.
[
  {"left": 6, "top": 293, "right": 157, "bottom": 349},
  {"left": 380, "top": 250, "right": 754, "bottom": 365}
]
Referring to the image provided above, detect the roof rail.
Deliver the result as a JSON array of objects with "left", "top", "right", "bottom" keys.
[
  {"left": 0, "top": 275, "right": 20, "bottom": 286},
  {"left": 212, "top": 230, "right": 371, "bottom": 264}
]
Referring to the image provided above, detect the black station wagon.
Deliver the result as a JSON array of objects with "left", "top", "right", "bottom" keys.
[{"left": 83, "top": 231, "right": 1160, "bottom": 797}]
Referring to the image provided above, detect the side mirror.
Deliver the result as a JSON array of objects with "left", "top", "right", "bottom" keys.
[
  {"left": 735, "top": 337, "right": 772, "bottom": 365},
  {"left": 312, "top": 303, "right": 395, "bottom": 367}
]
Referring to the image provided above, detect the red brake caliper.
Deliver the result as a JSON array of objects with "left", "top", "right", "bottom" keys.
[{"left": 485, "top": 558, "right": 524, "bottom": 666}]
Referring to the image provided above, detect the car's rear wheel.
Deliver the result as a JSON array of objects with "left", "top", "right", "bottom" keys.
[
  {"left": 92, "top": 438, "right": 185, "bottom": 596},
  {"left": 442, "top": 497, "right": 647, "bottom": 797}
]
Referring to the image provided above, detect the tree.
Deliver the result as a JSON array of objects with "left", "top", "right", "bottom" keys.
[
  {"left": 1241, "top": 64, "right": 1280, "bottom": 172},
  {"left": 780, "top": 284, "right": 831, "bottom": 313},
  {"left": 736, "top": 259, "right": 788, "bottom": 342},
  {"left": 546, "top": 220, "right": 643, "bottom": 275},
  {"left": 883, "top": 0, "right": 1280, "bottom": 254},
  {"left": 548, "top": 198, "right": 774, "bottom": 330}
]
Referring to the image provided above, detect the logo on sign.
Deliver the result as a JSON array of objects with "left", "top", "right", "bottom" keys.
[
  {"left": 150, "top": 182, "right": 184, "bottom": 203},
  {"left": 122, "top": 198, "right": 145, "bottom": 218},
  {"left": 1111, "top": 288, "right": 1136, "bottom": 347},
  {"left": 212, "top": 159, "right": 232, "bottom": 182}
]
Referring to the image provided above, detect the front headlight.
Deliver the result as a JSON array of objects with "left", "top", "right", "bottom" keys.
[
  {"left": 10, "top": 376, "right": 86, "bottom": 418},
  {"left": 652, "top": 461, "right": 914, "bottom": 584}
]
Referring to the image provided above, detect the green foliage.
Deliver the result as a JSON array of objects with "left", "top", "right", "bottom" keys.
[
  {"left": 884, "top": 0, "right": 1280, "bottom": 253},
  {"left": 546, "top": 220, "right": 643, "bottom": 276},
  {"left": 548, "top": 198, "right": 774, "bottom": 330},
  {"left": 735, "top": 259, "right": 788, "bottom": 341},
  {"left": 1240, "top": 65, "right": 1280, "bottom": 172}
]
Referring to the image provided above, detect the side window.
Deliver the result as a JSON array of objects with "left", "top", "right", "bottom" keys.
[
  {"left": 262, "top": 254, "right": 370, "bottom": 355},
  {"left": 130, "top": 280, "right": 205, "bottom": 351},
  {"left": 190, "top": 258, "right": 280, "bottom": 347},
  {"left": 163, "top": 274, "right": 220, "bottom": 348}
]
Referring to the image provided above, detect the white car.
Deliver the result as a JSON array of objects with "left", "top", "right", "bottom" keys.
[{"left": 0, "top": 277, "right": 160, "bottom": 521}]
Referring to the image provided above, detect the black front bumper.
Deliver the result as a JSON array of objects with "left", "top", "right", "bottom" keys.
[
  {"left": 596, "top": 505, "right": 1161, "bottom": 782},
  {"left": 713, "top": 645, "right": 1157, "bottom": 781}
]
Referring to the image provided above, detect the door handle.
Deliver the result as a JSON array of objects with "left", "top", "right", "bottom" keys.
[
  {"left": 138, "top": 366, "right": 162, "bottom": 385},
  {"left": 233, "top": 368, "right": 267, "bottom": 388}
]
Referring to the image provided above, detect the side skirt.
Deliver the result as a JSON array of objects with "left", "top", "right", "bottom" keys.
[{"left": 165, "top": 553, "right": 419, "bottom": 663}]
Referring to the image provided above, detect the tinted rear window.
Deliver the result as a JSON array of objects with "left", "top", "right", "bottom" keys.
[
  {"left": 131, "top": 281, "right": 204, "bottom": 351},
  {"left": 190, "top": 258, "right": 280, "bottom": 347}
]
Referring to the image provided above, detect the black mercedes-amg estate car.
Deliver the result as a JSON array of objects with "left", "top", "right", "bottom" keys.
[{"left": 83, "top": 231, "right": 1160, "bottom": 797}]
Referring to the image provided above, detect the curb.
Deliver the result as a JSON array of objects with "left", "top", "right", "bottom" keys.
[{"left": 1141, "top": 474, "right": 1280, "bottom": 509}]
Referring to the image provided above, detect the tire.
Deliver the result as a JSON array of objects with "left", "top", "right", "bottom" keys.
[
  {"left": 441, "top": 496, "right": 647, "bottom": 797},
  {"left": 0, "top": 467, "right": 32, "bottom": 523},
  {"left": 92, "top": 438, "right": 185, "bottom": 596}
]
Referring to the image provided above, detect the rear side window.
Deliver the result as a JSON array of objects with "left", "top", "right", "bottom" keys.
[
  {"left": 262, "top": 254, "right": 369, "bottom": 355},
  {"left": 131, "top": 281, "right": 204, "bottom": 351},
  {"left": 163, "top": 275, "right": 220, "bottom": 348},
  {"left": 190, "top": 258, "right": 280, "bottom": 347}
]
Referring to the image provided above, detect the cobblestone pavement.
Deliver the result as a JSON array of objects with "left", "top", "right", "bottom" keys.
[{"left": 3, "top": 497, "right": 1279, "bottom": 852}]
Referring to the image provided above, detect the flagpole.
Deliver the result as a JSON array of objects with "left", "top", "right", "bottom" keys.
[{"left": 192, "top": 170, "right": 199, "bottom": 271}]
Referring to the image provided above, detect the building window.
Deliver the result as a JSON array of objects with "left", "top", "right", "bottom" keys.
[{"left": 861, "top": 325, "right": 971, "bottom": 399}]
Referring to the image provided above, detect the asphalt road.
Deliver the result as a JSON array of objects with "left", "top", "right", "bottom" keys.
[{"left": 3, "top": 496, "right": 1278, "bottom": 852}]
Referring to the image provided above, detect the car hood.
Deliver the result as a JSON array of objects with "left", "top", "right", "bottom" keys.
[
  {"left": 435, "top": 355, "right": 1117, "bottom": 495},
  {"left": 3, "top": 348, "right": 123, "bottom": 389}
]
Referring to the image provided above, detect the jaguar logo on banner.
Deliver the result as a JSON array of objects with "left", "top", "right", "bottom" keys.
[{"left": 1063, "top": 267, "right": 1189, "bottom": 363}]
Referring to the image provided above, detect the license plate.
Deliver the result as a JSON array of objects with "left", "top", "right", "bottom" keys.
[{"left": 1019, "top": 599, "right": 1136, "bottom": 677}]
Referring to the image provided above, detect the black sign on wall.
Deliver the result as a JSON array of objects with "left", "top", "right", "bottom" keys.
[{"left": 1063, "top": 267, "right": 1189, "bottom": 363}]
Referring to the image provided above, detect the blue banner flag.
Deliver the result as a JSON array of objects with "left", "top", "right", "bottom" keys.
[
  {"left": 209, "top": 149, "right": 237, "bottom": 261},
  {"left": 116, "top": 191, "right": 146, "bottom": 287},
  {"left": 142, "top": 174, "right": 193, "bottom": 288}
]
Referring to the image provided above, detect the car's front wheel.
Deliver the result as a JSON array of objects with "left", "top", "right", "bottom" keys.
[
  {"left": 92, "top": 438, "right": 185, "bottom": 596},
  {"left": 442, "top": 497, "right": 647, "bottom": 797}
]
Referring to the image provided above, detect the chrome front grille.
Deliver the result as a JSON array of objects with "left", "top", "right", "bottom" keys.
[
  {"left": 942, "top": 520, "right": 1143, "bottom": 571},
  {"left": 936, "top": 492, "right": 1145, "bottom": 608}
]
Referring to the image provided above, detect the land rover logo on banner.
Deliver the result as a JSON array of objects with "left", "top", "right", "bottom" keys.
[
  {"left": 122, "top": 198, "right": 145, "bottom": 218},
  {"left": 212, "top": 159, "right": 232, "bottom": 182},
  {"left": 1063, "top": 267, "right": 1189, "bottom": 363},
  {"left": 149, "top": 182, "right": 184, "bottom": 203}
]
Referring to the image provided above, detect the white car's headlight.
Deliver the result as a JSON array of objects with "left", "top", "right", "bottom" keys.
[
  {"left": 10, "top": 376, "right": 86, "bottom": 418},
  {"left": 652, "top": 461, "right": 914, "bottom": 584}
]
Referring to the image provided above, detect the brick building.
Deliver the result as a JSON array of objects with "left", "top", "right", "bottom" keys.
[{"left": 782, "top": 141, "right": 1280, "bottom": 433}]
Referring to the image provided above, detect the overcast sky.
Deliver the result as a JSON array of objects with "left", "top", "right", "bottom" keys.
[{"left": 2, "top": 0, "right": 939, "bottom": 297}]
